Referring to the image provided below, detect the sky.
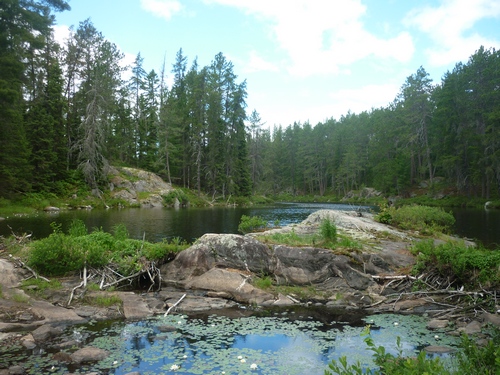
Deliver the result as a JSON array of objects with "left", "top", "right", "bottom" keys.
[{"left": 54, "top": 0, "right": 500, "bottom": 128}]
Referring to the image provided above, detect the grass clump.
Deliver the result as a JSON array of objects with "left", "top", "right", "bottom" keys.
[
  {"left": 253, "top": 276, "right": 273, "bottom": 290},
  {"left": 320, "top": 218, "right": 337, "bottom": 243},
  {"left": 21, "top": 278, "right": 62, "bottom": 298},
  {"left": 238, "top": 215, "right": 268, "bottom": 234},
  {"left": 11, "top": 293, "right": 30, "bottom": 304},
  {"left": 375, "top": 204, "right": 455, "bottom": 234},
  {"left": 410, "top": 240, "right": 500, "bottom": 288},
  {"left": 88, "top": 294, "right": 122, "bottom": 308}
]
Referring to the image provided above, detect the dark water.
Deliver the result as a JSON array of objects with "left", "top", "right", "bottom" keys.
[
  {"left": 1, "top": 202, "right": 499, "bottom": 247},
  {"left": 451, "top": 207, "right": 500, "bottom": 248},
  {"left": 0, "top": 202, "right": 371, "bottom": 243}
]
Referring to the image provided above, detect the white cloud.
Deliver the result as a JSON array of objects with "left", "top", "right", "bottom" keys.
[
  {"left": 140, "top": 0, "right": 182, "bottom": 20},
  {"left": 243, "top": 50, "right": 280, "bottom": 73},
  {"left": 52, "top": 24, "right": 71, "bottom": 46},
  {"left": 205, "top": 0, "right": 414, "bottom": 77},
  {"left": 404, "top": 0, "right": 500, "bottom": 66},
  {"left": 329, "top": 83, "right": 400, "bottom": 115}
]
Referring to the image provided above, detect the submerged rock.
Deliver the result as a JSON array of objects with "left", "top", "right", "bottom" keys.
[{"left": 70, "top": 347, "right": 109, "bottom": 364}]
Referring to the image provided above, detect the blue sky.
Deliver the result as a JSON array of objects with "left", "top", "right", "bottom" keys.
[{"left": 54, "top": 0, "right": 500, "bottom": 128}]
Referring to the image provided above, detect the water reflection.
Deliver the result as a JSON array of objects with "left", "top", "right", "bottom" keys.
[
  {"left": 1, "top": 202, "right": 498, "bottom": 247},
  {"left": 0, "top": 202, "right": 372, "bottom": 243},
  {"left": 65, "top": 311, "right": 458, "bottom": 375}
]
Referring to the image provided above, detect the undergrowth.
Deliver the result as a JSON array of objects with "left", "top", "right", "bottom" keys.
[
  {"left": 411, "top": 240, "right": 500, "bottom": 289},
  {"left": 325, "top": 326, "right": 500, "bottom": 375},
  {"left": 375, "top": 204, "right": 455, "bottom": 235},
  {"left": 26, "top": 220, "right": 189, "bottom": 277}
]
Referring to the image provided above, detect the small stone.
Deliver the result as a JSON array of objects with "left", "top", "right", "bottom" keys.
[
  {"left": 70, "top": 347, "right": 109, "bottom": 363},
  {"left": 482, "top": 312, "right": 500, "bottom": 327},
  {"left": 423, "top": 345, "right": 456, "bottom": 354},
  {"left": 32, "top": 325, "right": 63, "bottom": 342},
  {"left": 158, "top": 325, "right": 177, "bottom": 332},
  {"left": 8, "top": 365, "right": 25, "bottom": 375},
  {"left": 427, "top": 319, "right": 449, "bottom": 330},
  {"left": 463, "top": 320, "right": 482, "bottom": 335}
]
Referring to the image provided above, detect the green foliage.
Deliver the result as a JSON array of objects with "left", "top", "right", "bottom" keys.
[
  {"left": 26, "top": 221, "right": 189, "bottom": 277},
  {"left": 376, "top": 205, "right": 455, "bottom": 234},
  {"left": 253, "top": 276, "right": 273, "bottom": 290},
  {"left": 10, "top": 293, "right": 29, "bottom": 304},
  {"left": 112, "top": 223, "right": 129, "bottom": 241},
  {"left": 238, "top": 215, "right": 267, "bottom": 234},
  {"left": 411, "top": 240, "right": 500, "bottom": 288},
  {"left": 326, "top": 326, "right": 500, "bottom": 375},
  {"left": 68, "top": 219, "right": 88, "bottom": 237},
  {"left": 455, "top": 330, "right": 500, "bottom": 374},
  {"left": 162, "top": 189, "right": 189, "bottom": 206},
  {"left": 320, "top": 218, "right": 337, "bottom": 242}
]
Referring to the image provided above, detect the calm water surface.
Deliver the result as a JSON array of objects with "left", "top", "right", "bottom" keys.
[
  {"left": 0, "top": 202, "right": 370, "bottom": 243},
  {"left": 1, "top": 202, "right": 499, "bottom": 247}
]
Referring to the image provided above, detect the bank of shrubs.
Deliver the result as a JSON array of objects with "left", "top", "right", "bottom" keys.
[
  {"left": 27, "top": 220, "right": 188, "bottom": 277},
  {"left": 375, "top": 204, "right": 455, "bottom": 234},
  {"left": 411, "top": 240, "right": 500, "bottom": 288}
]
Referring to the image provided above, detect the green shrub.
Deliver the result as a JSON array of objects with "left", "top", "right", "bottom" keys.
[
  {"left": 238, "top": 215, "right": 267, "bottom": 234},
  {"left": 68, "top": 219, "right": 88, "bottom": 237},
  {"left": 376, "top": 205, "right": 455, "bottom": 234},
  {"left": 455, "top": 330, "right": 500, "bottom": 374},
  {"left": 162, "top": 189, "right": 189, "bottom": 206},
  {"left": 411, "top": 240, "right": 500, "bottom": 288},
  {"left": 26, "top": 222, "right": 189, "bottom": 277},
  {"left": 112, "top": 223, "right": 129, "bottom": 241}
]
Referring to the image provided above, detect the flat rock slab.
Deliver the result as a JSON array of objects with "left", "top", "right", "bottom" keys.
[
  {"left": 121, "top": 292, "right": 154, "bottom": 320},
  {"left": 30, "top": 299, "right": 86, "bottom": 325}
]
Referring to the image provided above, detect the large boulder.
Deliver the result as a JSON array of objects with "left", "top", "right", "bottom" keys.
[{"left": 162, "top": 233, "right": 276, "bottom": 282}]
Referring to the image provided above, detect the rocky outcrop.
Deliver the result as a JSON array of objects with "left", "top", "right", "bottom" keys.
[
  {"left": 161, "top": 211, "right": 416, "bottom": 309},
  {"left": 108, "top": 166, "right": 173, "bottom": 207}
]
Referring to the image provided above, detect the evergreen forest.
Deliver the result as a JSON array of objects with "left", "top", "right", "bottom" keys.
[{"left": 2, "top": 1, "right": 500, "bottom": 202}]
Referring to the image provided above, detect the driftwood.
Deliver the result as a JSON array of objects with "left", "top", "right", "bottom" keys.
[
  {"left": 66, "top": 260, "right": 162, "bottom": 306},
  {"left": 372, "top": 271, "right": 497, "bottom": 320},
  {"left": 164, "top": 293, "right": 186, "bottom": 316},
  {"left": 10, "top": 255, "right": 51, "bottom": 283}
]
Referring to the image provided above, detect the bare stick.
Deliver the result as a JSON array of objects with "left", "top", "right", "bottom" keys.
[
  {"left": 164, "top": 293, "right": 186, "bottom": 316},
  {"left": 68, "top": 281, "right": 85, "bottom": 306}
]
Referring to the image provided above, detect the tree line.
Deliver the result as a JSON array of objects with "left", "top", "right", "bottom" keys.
[{"left": 1, "top": 1, "right": 499, "bottom": 201}]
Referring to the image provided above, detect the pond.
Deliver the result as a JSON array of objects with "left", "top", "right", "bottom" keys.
[
  {"left": 1, "top": 202, "right": 499, "bottom": 247},
  {"left": 1, "top": 308, "right": 460, "bottom": 374}
]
